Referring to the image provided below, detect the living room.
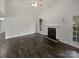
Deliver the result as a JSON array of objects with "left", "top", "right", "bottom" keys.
[{"left": 0, "top": 0, "right": 79, "bottom": 58}]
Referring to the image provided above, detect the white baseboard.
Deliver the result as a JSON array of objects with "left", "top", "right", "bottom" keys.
[
  {"left": 6, "top": 32, "right": 35, "bottom": 39},
  {"left": 59, "top": 39, "right": 79, "bottom": 49}
]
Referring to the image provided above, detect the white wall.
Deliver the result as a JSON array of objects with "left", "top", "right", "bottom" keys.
[
  {"left": 38, "top": 0, "right": 79, "bottom": 48},
  {"left": 0, "top": 0, "right": 5, "bottom": 32},
  {"left": 0, "top": 20, "right": 1, "bottom": 32},
  {"left": 0, "top": 0, "right": 5, "bottom": 17},
  {"left": 5, "top": 0, "right": 37, "bottom": 17},
  {"left": 5, "top": 0, "right": 38, "bottom": 39},
  {"left": 0, "top": 0, "right": 5, "bottom": 40},
  {"left": 5, "top": 16, "right": 36, "bottom": 39}
]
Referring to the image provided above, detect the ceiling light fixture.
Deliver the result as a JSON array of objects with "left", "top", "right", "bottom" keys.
[{"left": 32, "top": 0, "right": 43, "bottom": 7}]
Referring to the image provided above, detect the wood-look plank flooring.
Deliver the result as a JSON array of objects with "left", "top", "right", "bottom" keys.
[{"left": 0, "top": 33, "right": 79, "bottom": 58}]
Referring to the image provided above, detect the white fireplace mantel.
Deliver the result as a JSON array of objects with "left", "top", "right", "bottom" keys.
[
  {"left": 45, "top": 24, "right": 59, "bottom": 28},
  {"left": 43, "top": 24, "right": 59, "bottom": 35}
]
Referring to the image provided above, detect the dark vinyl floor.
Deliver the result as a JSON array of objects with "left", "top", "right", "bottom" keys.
[{"left": 0, "top": 33, "right": 79, "bottom": 58}]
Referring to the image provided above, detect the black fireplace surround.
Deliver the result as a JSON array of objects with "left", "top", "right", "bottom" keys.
[{"left": 47, "top": 27, "right": 56, "bottom": 40}]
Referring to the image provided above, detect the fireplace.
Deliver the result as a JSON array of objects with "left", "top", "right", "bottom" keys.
[
  {"left": 44, "top": 27, "right": 58, "bottom": 42},
  {"left": 48, "top": 27, "right": 56, "bottom": 40},
  {"left": 43, "top": 24, "right": 58, "bottom": 42}
]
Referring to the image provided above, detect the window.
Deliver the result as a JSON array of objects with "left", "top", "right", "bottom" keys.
[{"left": 73, "top": 16, "right": 79, "bottom": 42}]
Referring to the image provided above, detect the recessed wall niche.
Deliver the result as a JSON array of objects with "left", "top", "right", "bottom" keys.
[{"left": 39, "top": 19, "right": 43, "bottom": 31}]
